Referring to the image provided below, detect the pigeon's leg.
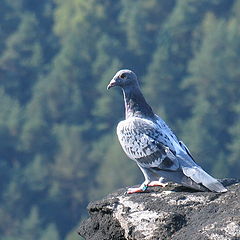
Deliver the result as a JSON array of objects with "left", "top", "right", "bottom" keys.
[
  {"left": 127, "top": 165, "right": 155, "bottom": 194},
  {"left": 127, "top": 168, "right": 169, "bottom": 194},
  {"left": 127, "top": 180, "right": 150, "bottom": 194}
]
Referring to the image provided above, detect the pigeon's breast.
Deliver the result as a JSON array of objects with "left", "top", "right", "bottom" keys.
[{"left": 116, "top": 118, "right": 159, "bottom": 162}]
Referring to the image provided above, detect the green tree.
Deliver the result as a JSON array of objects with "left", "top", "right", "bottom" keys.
[
  {"left": 40, "top": 223, "right": 60, "bottom": 240},
  {"left": 228, "top": 104, "right": 240, "bottom": 178},
  {"left": 0, "top": 1, "right": 240, "bottom": 239},
  {"left": 182, "top": 12, "right": 240, "bottom": 176},
  {"left": 120, "top": 0, "right": 175, "bottom": 68},
  {"left": 0, "top": 13, "right": 43, "bottom": 103}
]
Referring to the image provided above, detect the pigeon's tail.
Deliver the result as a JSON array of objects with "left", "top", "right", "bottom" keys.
[
  {"left": 150, "top": 168, "right": 208, "bottom": 192},
  {"left": 181, "top": 166, "right": 227, "bottom": 193}
]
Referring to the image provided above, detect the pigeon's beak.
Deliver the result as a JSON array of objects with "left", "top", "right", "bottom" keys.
[{"left": 107, "top": 79, "right": 117, "bottom": 90}]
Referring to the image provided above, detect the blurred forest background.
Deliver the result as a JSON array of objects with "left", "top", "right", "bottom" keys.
[{"left": 1, "top": 0, "right": 240, "bottom": 239}]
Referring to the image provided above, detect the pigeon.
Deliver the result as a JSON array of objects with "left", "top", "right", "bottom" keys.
[{"left": 107, "top": 69, "right": 227, "bottom": 194}]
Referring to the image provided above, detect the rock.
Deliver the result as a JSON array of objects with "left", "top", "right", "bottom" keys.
[{"left": 78, "top": 179, "right": 240, "bottom": 240}]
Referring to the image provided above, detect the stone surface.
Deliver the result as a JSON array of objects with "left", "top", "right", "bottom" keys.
[{"left": 78, "top": 179, "right": 240, "bottom": 240}]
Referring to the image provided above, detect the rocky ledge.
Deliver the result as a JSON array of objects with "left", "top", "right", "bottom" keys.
[{"left": 78, "top": 179, "right": 240, "bottom": 240}]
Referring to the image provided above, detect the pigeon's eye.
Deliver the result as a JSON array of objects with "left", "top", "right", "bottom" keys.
[{"left": 119, "top": 73, "right": 126, "bottom": 79}]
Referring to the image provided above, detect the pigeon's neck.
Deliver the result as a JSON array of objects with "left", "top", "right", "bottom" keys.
[{"left": 122, "top": 86, "right": 155, "bottom": 119}]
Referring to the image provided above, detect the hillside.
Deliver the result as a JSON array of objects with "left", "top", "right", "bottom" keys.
[{"left": 1, "top": 0, "right": 240, "bottom": 239}]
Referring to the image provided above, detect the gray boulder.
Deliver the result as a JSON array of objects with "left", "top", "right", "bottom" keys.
[{"left": 78, "top": 179, "right": 240, "bottom": 240}]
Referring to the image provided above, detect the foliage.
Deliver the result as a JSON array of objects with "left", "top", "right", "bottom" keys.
[{"left": 0, "top": 0, "right": 240, "bottom": 239}]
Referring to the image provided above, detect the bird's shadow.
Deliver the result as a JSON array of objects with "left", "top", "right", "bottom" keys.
[{"left": 167, "top": 178, "right": 239, "bottom": 193}]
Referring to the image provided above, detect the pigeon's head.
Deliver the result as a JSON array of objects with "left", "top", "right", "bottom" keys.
[{"left": 107, "top": 69, "right": 139, "bottom": 90}]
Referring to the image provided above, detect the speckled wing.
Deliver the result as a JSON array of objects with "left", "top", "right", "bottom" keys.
[
  {"left": 155, "top": 115, "right": 179, "bottom": 143},
  {"left": 117, "top": 117, "right": 180, "bottom": 171}
]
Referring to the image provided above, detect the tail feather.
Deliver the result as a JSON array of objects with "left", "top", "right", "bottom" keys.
[
  {"left": 182, "top": 166, "right": 227, "bottom": 193},
  {"left": 151, "top": 168, "right": 208, "bottom": 191}
]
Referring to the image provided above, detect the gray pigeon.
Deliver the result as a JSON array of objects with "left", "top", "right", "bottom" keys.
[{"left": 107, "top": 69, "right": 227, "bottom": 194}]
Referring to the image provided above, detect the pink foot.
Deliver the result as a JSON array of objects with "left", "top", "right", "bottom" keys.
[
  {"left": 147, "top": 181, "right": 168, "bottom": 187},
  {"left": 127, "top": 182, "right": 168, "bottom": 194},
  {"left": 127, "top": 187, "right": 146, "bottom": 194}
]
